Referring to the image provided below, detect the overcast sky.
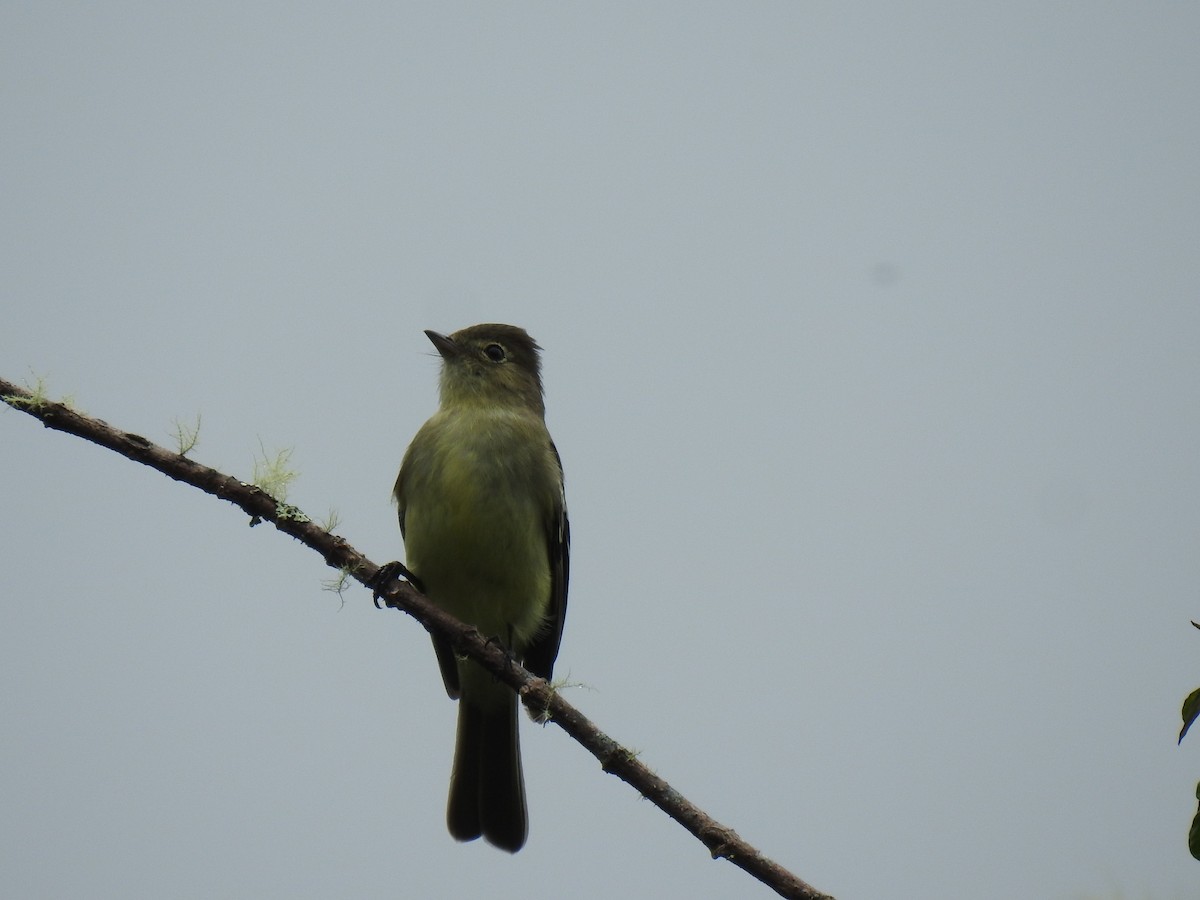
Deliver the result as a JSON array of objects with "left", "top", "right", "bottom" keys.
[{"left": 3, "top": 4, "right": 1199, "bottom": 899}]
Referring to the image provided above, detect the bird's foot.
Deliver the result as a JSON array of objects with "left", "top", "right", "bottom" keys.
[
  {"left": 483, "top": 634, "right": 519, "bottom": 673},
  {"left": 370, "top": 561, "right": 425, "bottom": 608}
]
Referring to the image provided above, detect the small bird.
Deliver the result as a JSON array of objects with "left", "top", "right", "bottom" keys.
[{"left": 386, "top": 324, "right": 569, "bottom": 853}]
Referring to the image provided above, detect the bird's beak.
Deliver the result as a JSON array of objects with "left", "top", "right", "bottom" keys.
[{"left": 424, "top": 330, "right": 459, "bottom": 360}]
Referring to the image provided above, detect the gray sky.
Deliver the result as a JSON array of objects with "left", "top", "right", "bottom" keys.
[{"left": 3, "top": 4, "right": 1198, "bottom": 898}]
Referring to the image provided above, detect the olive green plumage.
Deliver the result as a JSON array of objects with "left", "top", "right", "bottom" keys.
[{"left": 394, "top": 324, "right": 569, "bottom": 853}]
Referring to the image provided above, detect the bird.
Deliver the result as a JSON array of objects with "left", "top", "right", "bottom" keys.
[{"left": 379, "top": 323, "right": 569, "bottom": 853}]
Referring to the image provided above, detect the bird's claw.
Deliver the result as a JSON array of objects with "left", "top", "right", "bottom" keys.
[{"left": 370, "top": 560, "right": 424, "bottom": 608}]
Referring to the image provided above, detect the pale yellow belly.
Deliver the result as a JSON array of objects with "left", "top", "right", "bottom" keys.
[{"left": 402, "top": 432, "right": 553, "bottom": 651}]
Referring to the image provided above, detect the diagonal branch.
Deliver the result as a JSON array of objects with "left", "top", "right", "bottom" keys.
[{"left": 1, "top": 376, "right": 834, "bottom": 900}]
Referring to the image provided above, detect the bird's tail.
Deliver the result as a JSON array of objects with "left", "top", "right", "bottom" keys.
[{"left": 446, "top": 676, "right": 527, "bottom": 853}]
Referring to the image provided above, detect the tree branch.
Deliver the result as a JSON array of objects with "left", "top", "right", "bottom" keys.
[{"left": 1, "top": 376, "right": 834, "bottom": 900}]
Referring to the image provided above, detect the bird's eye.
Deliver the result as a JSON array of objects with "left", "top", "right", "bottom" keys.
[{"left": 484, "top": 343, "right": 507, "bottom": 362}]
